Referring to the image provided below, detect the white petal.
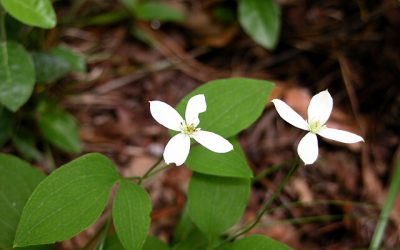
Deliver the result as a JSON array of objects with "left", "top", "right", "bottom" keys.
[
  {"left": 297, "top": 132, "right": 319, "bottom": 165},
  {"left": 193, "top": 130, "right": 233, "bottom": 153},
  {"left": 150, "top": 100, "right": 184, "bottom": 131},
  {"left": 185, "top": 94, "right": 207, "bottom": 126},
  {"left": 163, "top": 133, "right": 191, "bottom": 166},
  {"left": 307, "top": 90, "right": 333, "bottom": 125},
  {"left": 318, "top": 127, "right": 364, "bottom": 143},
  {"left": 271, "top": 99, "right": 308, "bottom": 130}
]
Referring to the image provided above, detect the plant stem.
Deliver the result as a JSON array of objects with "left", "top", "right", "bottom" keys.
[
  {"left": 369, "top": 159, "right": 400, "bottom": 250},
  {"left": 137, "top": 156, "right": 169, "bottom": 184},
  {"left": 227, "top": 159, "right": 301, "bottom": 241},
  {"left": 82, "top": 215, "right": 111, "bottom": 250}
]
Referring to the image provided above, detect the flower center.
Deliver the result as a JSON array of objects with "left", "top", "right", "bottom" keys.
[
  {"left": 181, "top": 122, "right": 198, "bottom": 136},
  {"left": 309, "top": 120, "right": 325, "bottom": 134}
]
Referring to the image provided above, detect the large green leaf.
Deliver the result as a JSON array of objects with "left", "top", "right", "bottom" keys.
[
  {"left": 186, "top": 138, "right": 252, "bottom": 178},
  {"left": 238, "top": 0, "right": 281, "bottom": 50},
  {"left": 112, "top": 180, "right": 152, "bottom": 250},
  {"left": 188, "top": 173, "right": 250, "bottom": 243},
  {"left": 14, "top": 153, "right": 120, "bottom": 247},
  {"left": 176, "top": 78, "right": 274, "bottom": 138},
  {"left": 217, "top": 234, "right": 294, "bottom": 250},
  {"left": 134, "top": 2, "right": 185, "bottom": 22},
  {"left": 0, "top": 106, "right": 12, "bottom": 146},
  {"left": 38, "top": 107, "right": 81, "bottom": 154},
  {"left": 0, "top": 154, "right": 45, "bottom": 249},
  {"left": 0, "top": 0, "right": 56, "bottom": 28},
  {"left": 0, "top": 42, "right": 35, "bottom": 112}
]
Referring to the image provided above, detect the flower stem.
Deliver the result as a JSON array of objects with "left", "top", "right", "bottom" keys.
[
  {"left": 226, "top": 159, "right": 301, "bottom": 241},
  {"left": 137, "top": 156, "right": 166, "bottom": 184}
]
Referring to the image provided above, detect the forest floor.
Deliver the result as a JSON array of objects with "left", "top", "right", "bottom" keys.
[{"left": 44, "top": 0, "right": 400, "bottom": 249}]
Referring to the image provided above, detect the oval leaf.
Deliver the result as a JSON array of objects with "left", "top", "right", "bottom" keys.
[
  {"left": 31, "top": 52, "right": 71, "bottom": 83},
  {"left": 0, "top": 42, "right": 35, "bottom": 112},
  {"left": 0, "top": 0, "right": 56, "bottom": 28},
  {"left": 38, "top": 108, "right": 81, "bottom": 154},
  {"left": 113, "top": 180, "right": 152, "bottom": 250},
  {"left": 50, "top": 46, "right": 86, "bottom": 73},
  {"left": 239, "top": 0, "right": 281, "bottom": 50},
  {"left": 14, "top": 153, "right": 120, "bottom": 247},
  {"left": 0, "top": 154, "right": 45, "bottom": 249},
  {"left": 176, "top": 78, "right": 274, "bottom": 138},
  {"left": 186, "top": 138, "right": 252, "bottom": 178},
  {"left": 217, "top": 234, "right": 294, "bottom": 250},
  {"left": 188, "top": 173, "right": 250, "bottom": 242}
]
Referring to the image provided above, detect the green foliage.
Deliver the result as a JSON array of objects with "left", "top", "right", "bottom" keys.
[
  {"left": 239, "top": 0, "right": 281, "bottom": 50},
  {"left": 143, "top": 236, "right": 170, "bottom": 250},
  {"left": 105, "top": 234, "right": 170, "bottom": 250},
  {"left": 133, "top": 2, "right": 185, "bottom": 22},
  {"left": 120, "top": 0, "right": 185, "bottom": 22},
  {"left": 173, "top": 228, "right": 208, "bottom": 250},
  {"left": 217, "top": 234, "right": 294, "bottom": 250},
  {"left": 0, "top": 0, "right": 56, "bottom": 28},
  {"left": 49, "top": 47, "right": 86, "bottom": 73},
  {"left": 186, "top": 138, "right": 252, "bottom": 178},
  {"left": 176, "top": 78, "right": 274, "bottom": 138},
  {"left": 0, "top": 154, "right": 45, "bottom": 249},
  {"left": 38, "top": 105, "right": 82, "bottom": 154},
  {"left": 14, "top": 153, "right": 119, "bottom": 247},
  {"left": 32, "top": 46, "right": 85, "bottom": 83},
  {"left": 12, "top": 128, "right": 42, "bottom": 161},
  {"left": 0, "top": 106, "right": 12, "bottom": 146},
  {"left": 112, "top": 180, "right": 152, "bottom": 250},
  {"left": 188, "top": 173, "right": 251, "bottom": 243},
  {"left": 0, "top": 42, "right": 35, "bottom": 112}
]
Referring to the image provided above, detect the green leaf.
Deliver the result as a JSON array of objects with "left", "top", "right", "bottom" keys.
[
  {"left": 186, "top": 138, "right": 252, "bottom": 178},
  {"left": 238, "top": 0, "right": 281, "bottom": 50},
  {"left": 188, "top": 173, "right": 250, "bottom": 242},
  {"left": 173, "top": 205, "right": 195, "bottom": 244},
  {"left": 0, "top": 154, "right": 45, "bottom": 249},
  {"left": 143, "top": 236, "right": 170, "bottom": 250},
  {"left": 0, "top": 106, "right": 13, "bottom": 146},
  {"left": 104, "top": 234, "right": 124, "bottom": 250},
  {"left": 31, "top": 52, "right": 70, "bottom": 83},
  {"left": 0, "top": 0, "right": 56, "bottom": 28},
  {"left": 0, "top": 42, "right": 35, "bottom": 112},
  {"left": 32, "top": 47, "right": 85, "bottom": 83},
  {"left": 14, "top": 153, "right": 120, "bottom": 247},
  {"left": 120, "top": 0, "right": 139, "bottom": 11},
  {"left": 50, "top": 46, "right": 86, "bottom": 73},
  {"left": 13, "top": 128, "right": 42, "bottom": 161},
  {"left": 176, "top": 78, "right": 274, "bottom": 138},
  {"left": 134, "top": 2, "right": 185, "bottom": 22},
  {"left": 38, "top": 107, "right": 81, "bottom": 154},
  {"left": 173, "top": 228, "right": 208, "bottom": 250},
  {"left": 217, "top": 234, "right": 294, "bottom": 250},
  {"left": 113, "top": 180, "right": 152, "bottom": 250},
  {"left": 104, "top": 234, "right": 169, "bottom": 250}
]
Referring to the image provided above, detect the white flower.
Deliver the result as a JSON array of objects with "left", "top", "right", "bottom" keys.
[
  {"left": 272, "top": 90, "right": 364, "bottom": 165},
  {"left": 149, "top": 94, "right": 233, "bottom": 166}
]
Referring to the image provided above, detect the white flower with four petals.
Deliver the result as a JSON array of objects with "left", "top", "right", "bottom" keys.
[
  {"left": 272, "top": 90, "right": 364, "bottom": 165},
  {"left": 150, "top": 94, "right": 233, "bottom": 166}
]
